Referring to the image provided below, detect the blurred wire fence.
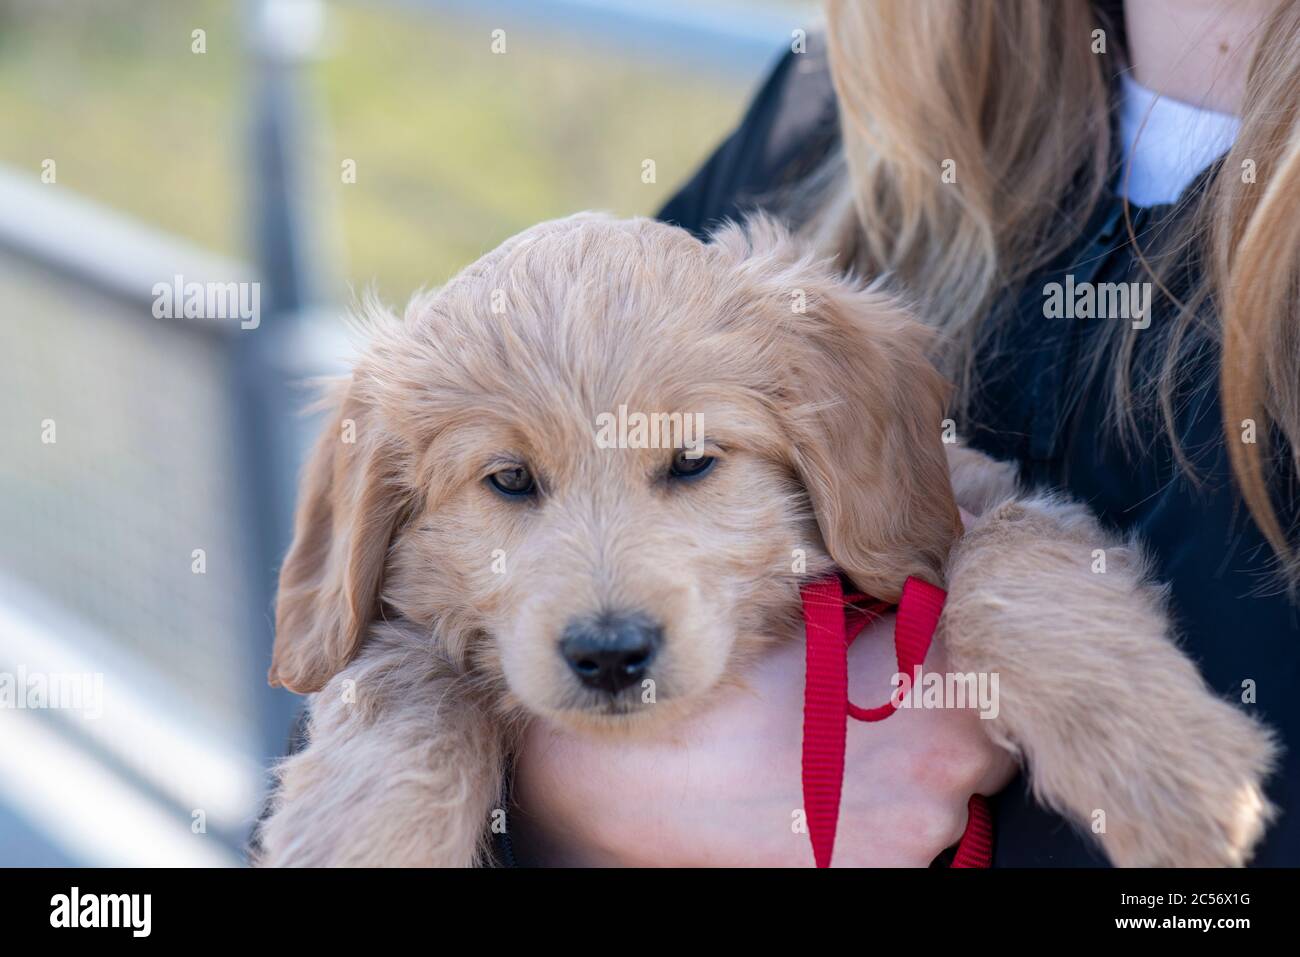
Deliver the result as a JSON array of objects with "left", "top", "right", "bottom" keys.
[{"left": 0, "top": 0, "right": 809, "bottom": 864}]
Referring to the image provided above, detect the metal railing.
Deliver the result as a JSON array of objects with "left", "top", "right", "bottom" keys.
[{"left": 0, "top": 0, "right": 792, "bottom": 865}]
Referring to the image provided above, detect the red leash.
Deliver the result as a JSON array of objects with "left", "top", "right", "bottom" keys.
[{"left": 801, "top": 574, "right": 993, "bottom": 868}]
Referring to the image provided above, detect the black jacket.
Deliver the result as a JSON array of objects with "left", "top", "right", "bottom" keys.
[{"left": 659, "top": 46, "right": 1299, "bottom": 866}]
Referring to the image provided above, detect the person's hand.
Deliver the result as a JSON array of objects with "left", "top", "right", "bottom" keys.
[{"left": 509, "top": 605, "right": 1016, "bottom": 867}]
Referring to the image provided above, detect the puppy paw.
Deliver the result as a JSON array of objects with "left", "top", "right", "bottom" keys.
[{"left": 942, "top": 492, "right": 1279, "bottom": 867}]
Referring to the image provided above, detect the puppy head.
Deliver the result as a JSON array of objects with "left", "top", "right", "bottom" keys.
[{"left": 269, "top": 214, "right": 958, "bottom": 727}]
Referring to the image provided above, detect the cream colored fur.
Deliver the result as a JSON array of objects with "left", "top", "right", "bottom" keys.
[
  {"left": 258, "top": 625, "right": 510, "bottom": 866},
  {"left": 941, "top": 457, "right": 1278, "bottom": 867},
  {"left": 256, "top": 214, "right": 1277, "bottom": 868}
]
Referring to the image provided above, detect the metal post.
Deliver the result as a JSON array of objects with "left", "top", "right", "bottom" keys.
[{"left": 237, "top": 0, "right": 332, "bottom": 818}]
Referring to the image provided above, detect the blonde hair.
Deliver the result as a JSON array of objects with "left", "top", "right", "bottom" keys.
[{"left": 806, "top": 0, "right": 1300, "bottom": 581}]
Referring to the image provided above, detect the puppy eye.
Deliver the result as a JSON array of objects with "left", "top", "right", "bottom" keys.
[
  {"left": 487, "top": 465, "right": 536, "bottom": 497},
  {"left": 668, "top": 451, "right": 715, "bottom": 480}
]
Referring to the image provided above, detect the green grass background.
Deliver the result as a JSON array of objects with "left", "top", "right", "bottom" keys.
[{"left": 0, "top": 0, "right": 762, "bottom": 303}]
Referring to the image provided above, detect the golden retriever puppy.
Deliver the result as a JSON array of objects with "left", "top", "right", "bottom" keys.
[{"left": 255, "top": 213, "right": 1276, "bottom": 867}]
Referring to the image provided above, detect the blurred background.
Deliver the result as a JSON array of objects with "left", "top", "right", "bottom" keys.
[{"left": 0, "top": 0, "right": 813, "bottom": 865}]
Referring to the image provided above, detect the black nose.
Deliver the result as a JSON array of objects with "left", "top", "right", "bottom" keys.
[{"left": 560, "top": 612, "right": 662, "bottom": 694}]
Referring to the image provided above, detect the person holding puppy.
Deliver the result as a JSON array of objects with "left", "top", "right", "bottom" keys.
[{"left": 511, "top": 0, "right": 1300, "bottom": 866}]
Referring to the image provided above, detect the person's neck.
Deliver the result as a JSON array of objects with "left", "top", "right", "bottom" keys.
[{"left": 1124, "top": 0, "right": 1275, "bottom": 115}]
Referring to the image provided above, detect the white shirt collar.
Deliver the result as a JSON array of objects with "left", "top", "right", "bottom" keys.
[{"left": 1119, "top": 73, "right": 1241, "bottom": 207}]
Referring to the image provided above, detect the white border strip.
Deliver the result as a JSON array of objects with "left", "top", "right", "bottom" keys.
[
  {"left": 0, "top": 575, "right": 262, "bottom": 834},
  {"left": 0, "top": 707, "right": 240, "bottom": 867}
]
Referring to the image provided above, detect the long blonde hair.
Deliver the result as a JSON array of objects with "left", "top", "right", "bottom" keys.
[{"left": 807, "top": 0, "right": 1300, "bottom": 581}]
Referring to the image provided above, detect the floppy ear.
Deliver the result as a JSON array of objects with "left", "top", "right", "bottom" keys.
[
  {"left": 269, "top": 383, "right": 408, "bottom": 693},
  {"left": 715, "top": 216, "right": 961, "bottom": 600}
]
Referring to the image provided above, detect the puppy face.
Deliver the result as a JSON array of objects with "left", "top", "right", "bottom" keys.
[
  {"left": 269, "top": 214, "right": 959, "bottom": 730},
  {"left": 383, "top": 336, "right": 817, "bottom": 725}
]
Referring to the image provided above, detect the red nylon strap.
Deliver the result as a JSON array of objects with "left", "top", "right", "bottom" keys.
[
  {"left": 800, "top": 573, "right": 993, "bottom": 869},
  {"left": 800, "top": 577, "right": 852, "bottom": 868},
  {"left": 951, "top": 794, "right": 994, "bottom": 868}
]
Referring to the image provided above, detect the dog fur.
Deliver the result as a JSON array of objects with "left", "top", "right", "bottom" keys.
[{"left": 255, "top": 214, "right": 1277, "bottom": 867}]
